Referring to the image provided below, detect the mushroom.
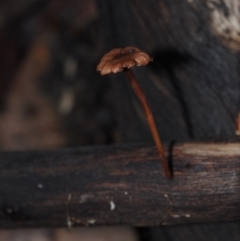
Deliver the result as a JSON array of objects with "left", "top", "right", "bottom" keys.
[{"left": 97, "top": 47, "right": 172, "bottom": 179}]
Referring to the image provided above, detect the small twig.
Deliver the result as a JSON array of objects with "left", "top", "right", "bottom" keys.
[{"left": 159, "top": 194, "right": 173, "bottom": 225}]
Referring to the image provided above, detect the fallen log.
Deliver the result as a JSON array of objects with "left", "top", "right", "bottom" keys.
[{"left": 0, "top": 141, "right": 239, "bottom": 228}]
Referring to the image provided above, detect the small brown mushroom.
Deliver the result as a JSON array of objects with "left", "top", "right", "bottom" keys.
[{"left": 97, "top": 46, "right": 172, "bottom": 179}]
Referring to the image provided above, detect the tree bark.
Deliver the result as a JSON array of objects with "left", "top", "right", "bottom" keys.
[{"left": 0, "top": 142, "right": 240, "bottom": 228}]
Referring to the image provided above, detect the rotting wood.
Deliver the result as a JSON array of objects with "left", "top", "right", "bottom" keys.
[{"left": 0, "top": 141, "right": 240, "bottom": 228}]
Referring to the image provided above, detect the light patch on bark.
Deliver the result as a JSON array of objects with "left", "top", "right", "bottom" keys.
[
  {"left": 181, "top": 143, "right": 240, "bottom": 156},
  {"left": 207, "top": 0, "right": 240, "bottom": 51},
  {"left": 79, "top": 194, "right": 94, "bottom": 204},
  {"left": 87, "top": 219, "right": 96, "bottom": 224},
  {"left": 110, "top": 201, "right": 115, "bottom": 211}
]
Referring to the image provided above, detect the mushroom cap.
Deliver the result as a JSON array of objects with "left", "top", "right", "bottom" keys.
[{"left": 96, "top": 47, "right": 152, "bottom": 75}]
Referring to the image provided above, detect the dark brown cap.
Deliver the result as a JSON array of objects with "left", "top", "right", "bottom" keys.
[{"left": 96, "top": 47, "right": 152, "bottom": 75}]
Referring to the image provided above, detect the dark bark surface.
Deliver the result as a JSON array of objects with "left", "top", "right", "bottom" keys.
[{"left": 0, "top": 142, "right": 240, "bottom": 228}]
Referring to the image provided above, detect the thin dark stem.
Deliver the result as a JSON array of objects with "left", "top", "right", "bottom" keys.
[{"left": 124, "top": 68, "right": 172, "bottom": 179}]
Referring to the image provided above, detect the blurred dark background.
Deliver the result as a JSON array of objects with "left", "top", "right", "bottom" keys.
[
  {"left": 0, "top": 0, "right": 118, "bottom": 151},
  {"left": 0, "top": 1, "right": 240, "bottom": 241}
]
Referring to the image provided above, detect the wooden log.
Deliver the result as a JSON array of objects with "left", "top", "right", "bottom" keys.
[{"left": 0, "top": 142, "right": 240, "bottom": 229}]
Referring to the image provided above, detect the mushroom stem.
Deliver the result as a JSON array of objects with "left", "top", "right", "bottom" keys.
[{"left": 124, "top": 69, "right": 172, "bottom": 179}]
